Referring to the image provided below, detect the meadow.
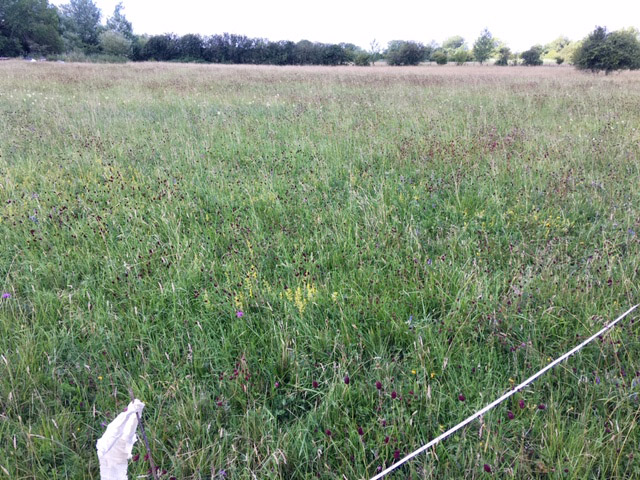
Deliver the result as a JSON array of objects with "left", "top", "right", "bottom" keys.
[{"left": 1, "top": 61, "right": 640, "bottom": 479}]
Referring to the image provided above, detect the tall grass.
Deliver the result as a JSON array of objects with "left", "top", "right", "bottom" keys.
[{"left": 1, "top": 62, "right": 640, "bottom": 479}]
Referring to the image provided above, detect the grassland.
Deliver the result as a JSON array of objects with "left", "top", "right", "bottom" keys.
[{"left": 1, "top": 61, "right": 640, "bottom": 479}]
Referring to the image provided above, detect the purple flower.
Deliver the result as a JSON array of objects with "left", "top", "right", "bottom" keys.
[
  {"left": 312, "top": 380, "right": 319, "bottom": 388},
  {"left": 538, "top": 404, "right": 546, "bottom": 410},
  {"left": 458, "top": 394, "right": 466, "bottom": 402},
  {"left": 1, "top": 293, "right": 11, "bottom": 299},
  {"left": 375, "top": 381, "right": 382, "bottom": 390},
  {"left": 484, "top": 464, "right": 492, "bottom": 473},
  {"left": 507, "top": 410, "right": 515, "bottom": 420},
  {"left": 274, "top": 381, "right": 280, "bottom": 388},
  {"left": 236, "top": 311, "right": 244, "bottom": 318},
  {"left": 325, "top": 429, "right": 332, "bottom": 437},
  {"left": 518, "top": 399, "right": 525, "bottom": 409},
  {"left": 393, "top": 450, "right": 400, "bottom": 460},
  {"left": 391, "top": 391, "right": 397, "bottom": 399},
  {"left": 344, "top": 375, "right": 350, "bottom": 385},
  {"left": 357, "top": 426, "right": 364, "bottom": 436}
]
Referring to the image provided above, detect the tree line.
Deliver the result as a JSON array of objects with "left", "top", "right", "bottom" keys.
[{"left": 1, "top": 0, "right": 639, "bottom": 72}]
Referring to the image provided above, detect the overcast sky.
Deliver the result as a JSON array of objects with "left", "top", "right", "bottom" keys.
[{"left": 52, "top": 0, "right": 639, "bottom": 52}]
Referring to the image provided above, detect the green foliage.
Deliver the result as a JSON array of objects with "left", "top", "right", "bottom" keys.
[
  {"left": 432, "top": 49, "right": 447, "bottom": 64},
  {"left": 105, "top": 2, "right": 133, "bottom": 40},
  {"left": 521, "top": 45, "right": 543, "bottom": 65},
  {"left": 573, "top": 26, "right": 640, "bottom": 73},
  {"left": 353, "top": 52, "right": 371, "bottom": 66},
  {"left": 0, "top": 0, "right": 63, "bottom": 57},
  {"left": 451, "top": 47, "right": 471, "bottom": 65},
  {"left": 385, "top": 40, "right": 426, "bottom": 66},
  {"left": 60, "top": 0, "right": 102, "bottom": 53},
  {"left": 556, "top": 56, "right": 564, "bottom": 65},
  {"left": 495, "top": 46, "right": 511, "bottom": 66},
  {"left": 442, "top": 35, "right": 465, "bottom": 52},
  {"left": 98, "top": 30, "right": 131, "bottom": 57},
  {"left": 472, "top": 28, "right": 495, "bottom": 64}
]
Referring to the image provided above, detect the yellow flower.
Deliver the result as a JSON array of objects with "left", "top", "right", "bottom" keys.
[
  {"left": 430, "top": 372, "right": 436, "bottom": 379},
  {"left": 411, "top": 369, "right": 417, "bottom": 375}
]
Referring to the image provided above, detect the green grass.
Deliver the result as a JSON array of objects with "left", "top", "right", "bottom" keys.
[{"left": 1, "top": 61, "right": 640, "bottom": 479}]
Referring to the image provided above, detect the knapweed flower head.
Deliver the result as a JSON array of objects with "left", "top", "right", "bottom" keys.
[
  {"left": 518, "top": 399, "right": 525, "bottom": 409},
  {"left": 507, "top": 410, "right": 515, "bottom": 420},
  {"left": 375, "top": 381, "right": 382, "bottom": 390},
  {"left": 344, "top": 375, "right": 350, "bottom": 385},
  {"left": 458, "top": 393, "right": 466, "bottom": 402},
  {"left": 484, "top": 464, "right": 492, "bottom": 473},
  {"left": 236, "top": 310, "right": 244, "bottom": 318},
  {"left": 1, "top": 293, "right": 11, "bottom": 299}
]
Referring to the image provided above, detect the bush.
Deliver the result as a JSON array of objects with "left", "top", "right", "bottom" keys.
[
  {"left": 495, "top": 47, "right": 511, "bottom": 66},
  {"left": 99, "top": 31, "right": 131, "bottom": 58},
  {"left": 556, "top": 56, "right": 564, "bottom": 65},
  {"left": 451, "top": 48, "right": 470, "bottom": 65},
  {"left": 521, "top": 46, "right": 543, "bottom": 66},
  {"left": 353, "top": 52, "right": 371, "bottom": 66},
  {"left": 386, "top": 40, "right": 426, "bottom": 66},
  {"left": 573, "top": 26, "right": 640, "bottom": 73},
  {"left": 432, "top": 50, "right": 447, "bottom": 65}
]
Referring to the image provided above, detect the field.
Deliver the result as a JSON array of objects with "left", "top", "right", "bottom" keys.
[{"left": 1, "top": 61, "right": 640, "bottom": 479}]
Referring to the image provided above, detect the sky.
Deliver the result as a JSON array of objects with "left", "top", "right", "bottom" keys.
[{"left": 52, "top": 0, "right": 640, "bottom": 52}]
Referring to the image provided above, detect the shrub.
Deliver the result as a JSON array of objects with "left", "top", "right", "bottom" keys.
[
  {"left": 432, "top": 50, "right": 447, "bottom": 65},
  {"left": 573, "top": 26, "right": 640, "bottom": 73},
  {"left": 521, "top": 46, "right": 543, "bottom": 66},
  {"left": 386, "top": 40, "right": 426, "bottom": 66},
  {"left": 99, "top": 30, "right": 131, "bottom": 58},
  {"left": 451, "top": 48, "right": 470, "bottom": 65},
  {"left": 353, "top": 52, "right": 371, "bottom": 66},
  {"left": 556, "top": 56, "right": 564, "bottom": 65},
  {"left": 495, "top": 47, "right": 511, "bottom": 66}
]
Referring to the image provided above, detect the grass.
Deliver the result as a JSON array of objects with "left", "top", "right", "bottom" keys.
[{"left": 1, "top": 61, "right": 640, "bottom": 479}]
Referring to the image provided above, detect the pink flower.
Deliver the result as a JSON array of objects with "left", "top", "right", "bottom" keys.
[{"left": 236, "top": 311, "right": 244, "bottom": 318}]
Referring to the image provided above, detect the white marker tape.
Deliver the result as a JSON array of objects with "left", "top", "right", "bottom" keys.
[{"left": 369, "top": 304, "right": 639, "bottom": 480}]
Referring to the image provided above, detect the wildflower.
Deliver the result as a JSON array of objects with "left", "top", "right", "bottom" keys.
[
  {"left": 538, "top": 404, "right": 546, "bottom": 410},
  {"left": 325, "top": 429, "right": 332, "bottom": 437},
  {"left": 132, "top": 454, "right": 140, "bottom": 462},
  {"left": 236, "top": 311, "right": 244, "bottom": 318},
  {"left": 430, "top": 372, "right": 436, "bottom": 379},
  {"left": 458, "top": 394, "right": 466, "bottom": 402},
  {"left": 384, "top": 436, "right": 390, "bottom": 444},
  {"left": 375, "top": 381, "right": 382, "bottom": 390},
  {"left": 393, "top": 450, "right": 400, "bottom": 460},
  {"left": 411, "top": 369, "right": 417, "bottom": 375},
  {"left": 357, "top": 426, "right": 364, "bottom": 436},
  {"left": 484, "top": 464, "right": 492, "bottom": 473},
  {"left": 312, "top": 380, "right": 319, "bottom": 388},
  {"left": 275, "top": 381, "right": 280, "bottom": 388},
  {"left": 344, "top": 375, "right": 350, "bottom": 385},
  {"left": 507, "top": 410, "right": 515, "bottom": 420},
  {"left": 391, "top": 391, "right": 397, "bottom": 399},
  {"left": 518, "top": 399, "right": 525, "bottom": 409},
  {"left": 1, "top": 293, "right": 11, "bottom": 299}
]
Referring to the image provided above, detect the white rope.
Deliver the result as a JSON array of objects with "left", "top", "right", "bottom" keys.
[{"left": 369, "top": 303, "right": 639, "bottom": 480}]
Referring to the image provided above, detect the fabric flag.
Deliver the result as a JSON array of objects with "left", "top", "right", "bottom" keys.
[{"left": 96, "top": 399, "right": 145, "bottom": 480}]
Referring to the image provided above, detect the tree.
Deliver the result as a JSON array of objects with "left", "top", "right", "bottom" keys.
[
  {"left": 521, "top": 45, "right": 543, "bottom": 65},
  {"left": 442, "top": 35, "right": 465, "bottom": 52},
  {"left": 99, "top": 30, "right": 130, "bottom": 57},
  {"left": 60, "top": 0, "right": 102, "bottom": 52},
  {"left": 386, "top": 40, "right": 426, "bottom": 66},
  {"left": 573, "top": 26, "right": 640, "bottom": 73},
  {"left": 432, "top": 50, "right": 447, "bottom": 64},
  {"left": 473, "top": 28, "right": 495, "bottom": 64},
  {"left": 106, "top": 2, "right": 133, "bottom": 40},
  {"left": 0, "top": 0, "right": 63, "bottom": 56},
  {"left": 495, "top": 46, "right": 511, "bottom": 66},
  {"left": 451, "top": 47, "right": 471, "bottom": 65}
]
